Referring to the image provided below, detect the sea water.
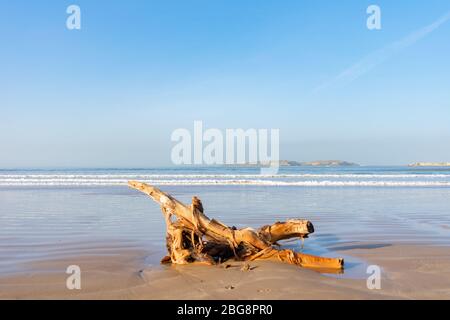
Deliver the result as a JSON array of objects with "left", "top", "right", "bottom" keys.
[{"left": 1, "top": 166, "right": 450, "bottom": 276}]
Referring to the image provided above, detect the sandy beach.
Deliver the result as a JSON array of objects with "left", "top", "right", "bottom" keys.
[
  {"left": 1, "top": 243, "right": 449, "bottom": 300},
  {"left": 1, "top": 172, "right": 450, "bottom": 300}
]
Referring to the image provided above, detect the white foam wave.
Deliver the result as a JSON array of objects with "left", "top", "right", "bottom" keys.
[
  {"left": 1, "top": 179, "right": 450, "bottom": 187},
  {"left": 1, "top": 173, "right": 450, "bottom": 179}
]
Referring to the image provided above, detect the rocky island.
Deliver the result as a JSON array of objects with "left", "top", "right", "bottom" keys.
[
  {"left": 258, "top": 160, "right": 359, "bottom": 167},
  {"left": 297, "top": 160, "right": 359, "bottom": 167},
  {"left": 409, "top": 162, "right": 450, "bottom": 167}
]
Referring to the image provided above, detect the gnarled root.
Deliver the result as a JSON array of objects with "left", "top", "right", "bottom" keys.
[{"left": 128, "top": 181, "right": 344, "bottom": 271}]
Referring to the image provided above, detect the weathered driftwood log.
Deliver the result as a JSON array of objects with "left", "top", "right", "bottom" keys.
[{"left": 128, "top": 181, "right": 343, "bottom": 271}]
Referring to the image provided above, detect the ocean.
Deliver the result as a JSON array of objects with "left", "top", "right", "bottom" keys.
[{"left": 1, "top": 166, "right": 450, "bottom": 276}]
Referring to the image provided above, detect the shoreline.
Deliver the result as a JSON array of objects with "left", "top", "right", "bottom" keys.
[
  {"left": 1, "top": 243, "right": 450, "bottom": 299},
  {"left": 1, "top": 178, "right": 450, "bottom": 299}
]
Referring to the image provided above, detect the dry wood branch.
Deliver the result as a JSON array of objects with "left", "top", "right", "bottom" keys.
[{"left": 128, "top": 181, "right": 343, "bottom": 271}]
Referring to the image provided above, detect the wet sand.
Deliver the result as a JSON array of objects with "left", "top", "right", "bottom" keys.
[
  {"left": 1, "top": 243, "right": 450, "bottom": 299},
  {"left": 1, "top": 184, "right": 450, "bottom": 299}
]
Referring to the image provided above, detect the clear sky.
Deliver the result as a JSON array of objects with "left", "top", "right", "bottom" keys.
[{"left": 1, "top": 0, "right": 449, "bottom": 167}]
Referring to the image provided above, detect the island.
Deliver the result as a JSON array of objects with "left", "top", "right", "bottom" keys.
[
  {"left": 297, "top": 160, "right": 359, "bottom": 167},
  {"left": 257, "top": 160, "right": 359, "bottom": 167},
  {"left": 409, "top": 162, "right": 450, "bottom": 167}
]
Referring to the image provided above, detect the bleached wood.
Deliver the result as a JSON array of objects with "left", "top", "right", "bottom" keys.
[{"left": 128, "top": 181, "right": 343, "bottom": 270}]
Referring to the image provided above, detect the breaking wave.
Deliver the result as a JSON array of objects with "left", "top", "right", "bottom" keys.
[
  {"left": 1, "top": 173, "right": 450, "bottom": 179},
  {"left": 1, "top": 174, "right": 450, "bottom": 187}
]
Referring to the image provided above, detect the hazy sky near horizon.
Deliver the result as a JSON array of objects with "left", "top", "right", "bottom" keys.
[{"left": 1, "top": 0, "right": 450, "bottom": 168}]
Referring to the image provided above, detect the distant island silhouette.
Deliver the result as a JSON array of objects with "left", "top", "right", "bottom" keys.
[
  {"left": 227, "top": 160, "right": 360, "bottom": 167},
  {"left": 409, "top": 162, "right": 450, "bottom": 167}
]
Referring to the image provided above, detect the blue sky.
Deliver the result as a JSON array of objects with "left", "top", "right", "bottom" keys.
[{"left": 0, "top": 0, "right": 449, "bottom": 167}]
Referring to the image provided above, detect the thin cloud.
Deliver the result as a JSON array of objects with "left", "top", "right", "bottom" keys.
[{"left": 313, "top": 11, "right": 450, "bottom": 93}]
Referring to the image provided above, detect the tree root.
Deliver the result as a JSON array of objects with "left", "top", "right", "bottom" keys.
[{"left": 128, "top": 181, "right": 344, "bottom": 271}]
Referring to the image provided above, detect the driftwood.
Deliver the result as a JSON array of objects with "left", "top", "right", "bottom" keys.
[{"left": 128, "top": 181, "right": 343, "bottom": 271}]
